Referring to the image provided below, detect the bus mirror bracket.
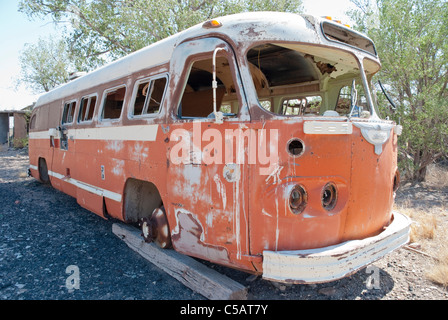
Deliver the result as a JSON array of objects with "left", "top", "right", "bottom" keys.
[
  {"left": 349, "top": 79, "right": 358, "bottom": 118},
  {"left": 212, "top": 47, "right": 225, "bottom": 124}
]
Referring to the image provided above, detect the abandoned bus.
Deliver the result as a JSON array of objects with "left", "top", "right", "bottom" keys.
[{"left": 28, "top": 12, "right": 411, "bottom": 283}]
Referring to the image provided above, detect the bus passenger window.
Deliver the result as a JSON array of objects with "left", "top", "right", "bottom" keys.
[
  {"left": 78, "top": 95, "right": 96, "bottom": 122},
  {"left": 132, "top": 76, "right": 167, "bottom": 116},
  {"left": 178, "top": 56, "right": 238, "bottom": 118},
  {"left": 62, "top": 101, "right": 76, "bottom": 124},
  {"left": 146, "top": 77, "right": 167, "bottom": 114},
  {"left": 101, "top": 86, "right": 126, "bottom": 120},
  {"left": 282, "top": 96, "right": 322, "bottom": 116}
]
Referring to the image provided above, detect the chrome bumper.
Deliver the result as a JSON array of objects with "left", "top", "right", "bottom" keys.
[{"left": 262, "top": 211, "right": 411, "bottom": 284}]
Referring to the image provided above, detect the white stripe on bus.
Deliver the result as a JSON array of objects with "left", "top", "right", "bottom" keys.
[
  {"left": 29, "top": 124, "right": 158, "bottom": 142},
  {"left": 29, "top": 166, "right": 122, "bottom": 202}
]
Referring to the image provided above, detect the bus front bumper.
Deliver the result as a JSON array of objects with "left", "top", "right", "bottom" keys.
[{"left": 262, "top": 211, "right": 411, "bottom": 284}]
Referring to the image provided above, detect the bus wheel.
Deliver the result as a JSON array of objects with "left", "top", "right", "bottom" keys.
[
  {"left": 38, "top": 158, "right": 50, "bottom": 184},
  {"left": 140, "top": 206, "right": 172, "bottom": 249}
]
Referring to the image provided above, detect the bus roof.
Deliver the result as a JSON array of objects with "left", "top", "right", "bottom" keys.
[{"left": 34, "top": 11, "right": 378, "bottom": 108}]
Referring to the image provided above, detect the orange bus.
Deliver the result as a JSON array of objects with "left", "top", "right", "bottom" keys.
[{"left": 28, "top": 12, "right": 411, "bottom": 284}]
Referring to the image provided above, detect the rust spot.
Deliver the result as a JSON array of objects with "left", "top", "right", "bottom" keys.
[
  {"left": 141, "top": 207, "right": 172, "bottom": 249},
  {"left": 172, "top": 210, "right": 230, "bottom": 263},
  {"left": 316, "top": 61, "right": 337, "bottom": 75},
  {"left": 305, "top": 54, "right": 337, "bottom": 75},
  {"left": 240, "top": 26, "right": 263, "bottom": 38}
]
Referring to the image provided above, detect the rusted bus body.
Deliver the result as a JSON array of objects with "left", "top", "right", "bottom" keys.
[{"left": 28, "top": 12, "right": 411, "bottom": 283}]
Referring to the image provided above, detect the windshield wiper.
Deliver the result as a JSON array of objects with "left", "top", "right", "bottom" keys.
[{"left": 378, "top": 80, "right": 396, "bottom": 111}]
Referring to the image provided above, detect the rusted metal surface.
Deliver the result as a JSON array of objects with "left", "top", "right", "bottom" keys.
[
  {"left": 27, "top": 12, "right": 410, "bottom": 283},
  {"left": 141, "top": 209, "right": 172, "bottom": 248}
]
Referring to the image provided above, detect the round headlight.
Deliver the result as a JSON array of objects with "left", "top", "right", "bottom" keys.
[
  {"left": 289, "top": 185, "right": 307, "bottom": 214},
  {"left": 322, "top": 182, "right": 337, "bottom": 211}
]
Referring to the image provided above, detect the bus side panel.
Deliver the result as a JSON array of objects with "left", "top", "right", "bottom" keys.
[
  {"left": 73, "top": 138, "right": 105, "bottom": 217},
  {"left": 165, "top": 121, "right": 254, "bottom": 272},
  {"left": 50, "top": 138, "right": 77, "bottom": 198},
  {"left": 343, "top": 127, "right": 397, "bottom": 240},
  {"left": 249, "top": 120, "right": 351, "bottom": 256},
  {"left": 92, "top": 135, "right": 167, "bottom": 221}
]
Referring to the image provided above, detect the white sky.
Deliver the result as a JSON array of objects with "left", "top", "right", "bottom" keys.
[{"left": 0, "top": 0, "right": 357, "bottom": 111}]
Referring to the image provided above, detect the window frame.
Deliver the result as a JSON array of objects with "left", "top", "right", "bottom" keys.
[
  {"left": 281, "top": 95, "right": 323, "bottom": 116},
  {"left": 61, "top": 99, "right": 77, "bottom": 125},
  {"left": 99, "top": 84, "right": 127, "bottom": 122},
  {"left": 176, "top": 53, "right": 242, "bottom": 120},
  {"left": 128, "top": 74, "right": 168, "bottom": 120},
  {"left": 77, "top": 93, "right": 98, "bottom": 124}
]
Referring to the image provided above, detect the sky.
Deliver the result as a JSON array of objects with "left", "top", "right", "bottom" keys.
[{"left": 0, "top": 0, "right": 357, "bottom": 111}]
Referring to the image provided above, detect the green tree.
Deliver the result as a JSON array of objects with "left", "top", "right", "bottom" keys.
[
  {"left": 19, "top": 0, "right": 303, "bottom": 69},
  {"left": 349, "top": 0, "right": 448, "bottom": 182},
  {"left": 18, "top": 36, "right": 73, "bottom": 92}
]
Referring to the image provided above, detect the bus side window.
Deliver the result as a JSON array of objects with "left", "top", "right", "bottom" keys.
[
  {"left": 131, "top": 76, "right": 167, "bottom": 117},
  {"left": 78, "top": 95, "right": 97, "bottom": 122},
  {"left": 62, "top": 101, "right": 76, "bottom": 124},
  {"left": 178, "top": 56, "right": 238, "bottom": 118},
  {"left": 101, "top": 86, "right": 126, "bottom": 120}
]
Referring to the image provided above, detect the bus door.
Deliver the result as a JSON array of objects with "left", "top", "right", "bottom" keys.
[
  {"left": 166, "top": 38, "right": 253, "bottom": 270},
  {"left": 50, "top": 100, "right": 77, "bottom": 197}
]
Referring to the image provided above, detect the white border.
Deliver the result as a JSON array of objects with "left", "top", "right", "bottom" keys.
[{"left": 29, "top": 124, "right": 159, "bottom": 141}]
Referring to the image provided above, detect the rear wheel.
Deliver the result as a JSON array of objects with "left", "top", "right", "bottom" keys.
[
  {"left": 140, "top": 206, "right": 172, "bottom": 249},
  {"left": 38, "top": 158, "right": 50, "bottom": 184}
]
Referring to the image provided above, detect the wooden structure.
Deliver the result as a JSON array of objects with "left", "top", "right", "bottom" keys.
[{"left": 112, "top": 223, "right": 247, "bottom": 300}]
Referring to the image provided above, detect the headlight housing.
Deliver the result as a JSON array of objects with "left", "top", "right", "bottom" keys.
[
  {"left": 289, "top": 185, "right": 307, "bottom": 214},
  {"left": 322, "top": 182, "right": 338, "bottom": 211}
]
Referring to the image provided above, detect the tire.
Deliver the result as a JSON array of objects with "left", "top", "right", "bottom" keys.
[{"left": 38, "top": 158, "right": 50, "bottom": 184}]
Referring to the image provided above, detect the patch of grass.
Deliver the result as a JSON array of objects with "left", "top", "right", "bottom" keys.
[
  {"left": 395, "top": 197, "right": 448, "bottom": 287},
  {"left": 425, "top": 163, "right": 448, "bottom": 189},
  {"left": 395, "top": 201, "right": 438, "bottom": 243},
  {"left": 426, "top": 243, "right": 448, "bottom": 288}
]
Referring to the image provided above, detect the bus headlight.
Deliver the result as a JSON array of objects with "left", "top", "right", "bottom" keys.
[
  {"left": 289, "top": 185, "right": 307, "bottom": 214},
  {"left": 322, "top": 182, "right": 338, "bottom": 211}
]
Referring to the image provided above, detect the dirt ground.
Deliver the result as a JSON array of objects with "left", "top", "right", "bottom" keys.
[{"left": 1, "top": 147, "right": 447, "bottom": 300}]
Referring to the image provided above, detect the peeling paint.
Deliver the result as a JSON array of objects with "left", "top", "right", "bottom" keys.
[
  {"left": 261, "top": 209, "right": 272, "bottom": 218},
  {"left": 27, "top": 11, "right": 408, "bottom": 284},
  {"left": 172, "top": 208, "right": 230, "bottom": 263},
  {"left": 223, "top": 163, "right": 240, "bottom": 183},
  {"left": 265, "top": 163, "right": 284, "bottom": 184},
  {"left": 111, "top": 159, "right": 125, "bottom": 177},
  {"left": 105, "top": 140, "right": 124, "bottom": 153},
  {"left": 213, "top": 174, "right": 227, "bottom": 210}
]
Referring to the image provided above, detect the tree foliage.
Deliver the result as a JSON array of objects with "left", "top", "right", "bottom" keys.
[
  {"left": 18, "top": 36, "right": 72, "bottom": 93},
  {"left": 349, "top": 0, "right": 448, "bottom": 181},
  {"left": 19, "top": 0, "right": 303, "bottom": 70}
]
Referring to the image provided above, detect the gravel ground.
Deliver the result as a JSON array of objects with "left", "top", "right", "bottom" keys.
[{"left": 1, "top": 148, "right": 447, "bottom": 302}]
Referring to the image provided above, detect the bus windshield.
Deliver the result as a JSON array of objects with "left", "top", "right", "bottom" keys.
[{"left": 247, "top": 43, "right": 380, "bottom": 118}]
